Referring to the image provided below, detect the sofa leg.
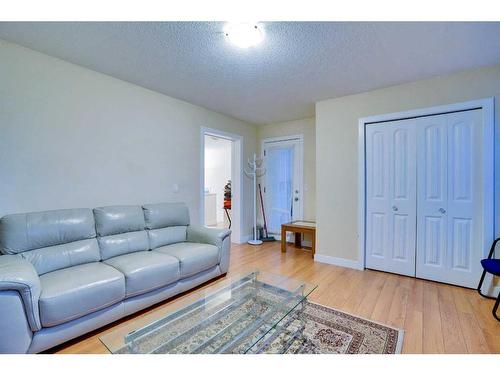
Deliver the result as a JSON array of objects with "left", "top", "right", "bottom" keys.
[{"left": 215, "top": 272, "right": 227, "bottom": 281}]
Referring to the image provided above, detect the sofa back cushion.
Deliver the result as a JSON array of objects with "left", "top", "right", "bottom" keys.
[
  {"left": 142, "top": 203, "right": 189, "bottom": 249},
  {"left": 93, "top": 205, "right": 148, "bottom": 260},
  {"left": 0, "top": 209, "right": 100, "bottom": 275}
]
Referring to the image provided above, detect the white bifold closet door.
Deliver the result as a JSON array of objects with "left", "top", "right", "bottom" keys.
[
  {"left": 416, "top": 110, "right": 483, "bottom": 288},
  {"left": 365, "top": 118, "right": 417, "bottom": 277},
  {"left": 365, "top": 109, "right": 483, "bottom": 288}
]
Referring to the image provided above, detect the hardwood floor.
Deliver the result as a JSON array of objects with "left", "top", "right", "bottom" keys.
[{"left": 51, "top": 242, "right": 500, "bottom": 354}]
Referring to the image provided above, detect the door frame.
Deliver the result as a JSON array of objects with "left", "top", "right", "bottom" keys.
[
  {"left": 200, "top": 127, "right": 243, "bottom": 244},
  {"left": 358, "top": 98, "right": 495, "bottom": 293},
  {"left": 261, "top": 134, "right": 305, "bottom": 235}
]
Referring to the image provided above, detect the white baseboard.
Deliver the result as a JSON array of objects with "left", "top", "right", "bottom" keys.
[
  {"left": 479, "top": 273, "right": 499, "bottom": 298},
  {"left": 234, "top": 234, "right": 253, "bottom": 244},
  {"left": 314, "top": 253, "right": 364, "bottom": 270},
  {"left": 302, "top": 239, "right": 312, "bottom": 247},
  {"left": 481, "top": 284, "right": 500, "bottom": 299},
  {"left": 274, "top": 235, "right": 312, "bottom": 247},
  {"left": 493, "top": 285, "right": 500, "bottom": 297}
]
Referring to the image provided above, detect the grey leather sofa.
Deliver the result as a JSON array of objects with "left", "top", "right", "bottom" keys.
[{"left": 0, "top": 202, "right": 231, "bottom": 353}]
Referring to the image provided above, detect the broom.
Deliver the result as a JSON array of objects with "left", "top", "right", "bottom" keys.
[{"left": 258, "top": 183, "right": 275, "bottom": 242}]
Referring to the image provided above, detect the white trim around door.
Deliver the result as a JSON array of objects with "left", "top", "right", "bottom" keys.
[
  {"left": 200, "top": 127, "right": 244, "bottom": 244},
  {"left": 358, "top": 98, "right": 495, "bottom": 293}
]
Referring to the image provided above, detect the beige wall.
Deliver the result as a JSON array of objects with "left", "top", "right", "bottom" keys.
[
  {"left": 316, "top": 64, "right": 500, "bottom": 262},
  {"left": 0, "top": 40, "right": 258, "bottom": 239},
  {"left": 257, "top": 117, "right": 316, "bottom": 222}
]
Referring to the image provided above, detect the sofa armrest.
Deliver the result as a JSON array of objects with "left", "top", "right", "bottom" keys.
[
  {"left": 0, "top": 255, "right": 42, "bottom": 331},
  {"left": 186, "top": 225, "right": 231, "bottom": 247},
  {"left": 186, "top": 226, "right": 231, "bottom": 273}
]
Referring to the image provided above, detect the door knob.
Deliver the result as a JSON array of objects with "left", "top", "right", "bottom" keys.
[
  {"left": 392, "top": 206, "right": 398, "bottom": 212},
  {"left": 439, "top": 208, "right": 446, "bottom": 214},
  {"left": 294, "top": 197, "right": 299, "bottom": 202}
]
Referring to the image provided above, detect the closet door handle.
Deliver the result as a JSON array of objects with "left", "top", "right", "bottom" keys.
[
  {"left": 392, "top": 206, "right": 398, "bottom": 212},
  {"left": 439, "top": 208, "right": 446, "bottom": 214}
]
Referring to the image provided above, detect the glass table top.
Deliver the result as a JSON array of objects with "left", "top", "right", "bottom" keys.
[{"left": 100, "top": 270, "right": 317, "bottom": 354}]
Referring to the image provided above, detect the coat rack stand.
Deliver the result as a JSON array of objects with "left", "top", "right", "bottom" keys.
[{"left": 244, "top": 153, "right": 266, "bottom": 245}]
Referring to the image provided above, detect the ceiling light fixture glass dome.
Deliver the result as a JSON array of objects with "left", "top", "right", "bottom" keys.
[{"left": 224, "top": 22, "right": 264, "bottom": 49}]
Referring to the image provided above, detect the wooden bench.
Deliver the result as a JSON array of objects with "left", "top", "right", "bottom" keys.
[{"left": 281, "top": 221, "right": 316, "bottom": 258}]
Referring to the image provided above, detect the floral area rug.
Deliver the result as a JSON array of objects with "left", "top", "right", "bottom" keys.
[{"left": 256, "top": 302, "right": 404, "bottom": 354}]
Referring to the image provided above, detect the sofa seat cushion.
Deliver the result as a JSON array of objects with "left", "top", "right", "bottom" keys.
[
  {"left": 39, "top": 262, "right": 125, "bottom": 327},
  {"left": 104, "top": 251, "right": 180, "bottom": 298},
  {"left": 154, "top": 242, "right": 219, "bottom": 278}
]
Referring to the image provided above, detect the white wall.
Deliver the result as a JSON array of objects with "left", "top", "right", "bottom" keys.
[
  {"left": 0, "top": 39, "right": 257, "bottom": 239},
  {"left": 204, "top": 136, "right": 231, "bottom": 223},
  {"left": 316, "top": 64, "right": 500, "bottom": 262}
]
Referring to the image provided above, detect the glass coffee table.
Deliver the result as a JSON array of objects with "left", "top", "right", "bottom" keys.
[{"left": 100, "top": 270, "right": 317, "bottom": 354}]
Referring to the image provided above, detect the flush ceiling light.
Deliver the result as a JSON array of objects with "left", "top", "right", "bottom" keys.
[{"left": 224, "top": 22, "right": 264, "bottom": 49}]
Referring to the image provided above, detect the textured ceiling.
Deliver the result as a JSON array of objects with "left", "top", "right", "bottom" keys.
[{"left": 0, "top": 22, "right": 499, "bottom": 124}]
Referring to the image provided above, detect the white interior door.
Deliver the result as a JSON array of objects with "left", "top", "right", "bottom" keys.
[
  {"left": 263, "top": 138, "right": 303, "bottom": 235},
  {"left": 416, "top": 110, "right": 483, "bottom": 288},
  {"left": 365, "top": 119, "right": 417, "bottom": 276}
]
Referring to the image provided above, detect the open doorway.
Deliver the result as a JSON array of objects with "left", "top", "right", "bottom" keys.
[
  {"left": 204, "top": 135, "right": 232, "bottom": 229},
  {"left": 200, "top": 127, "right": 242, "bottom": 243}
]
